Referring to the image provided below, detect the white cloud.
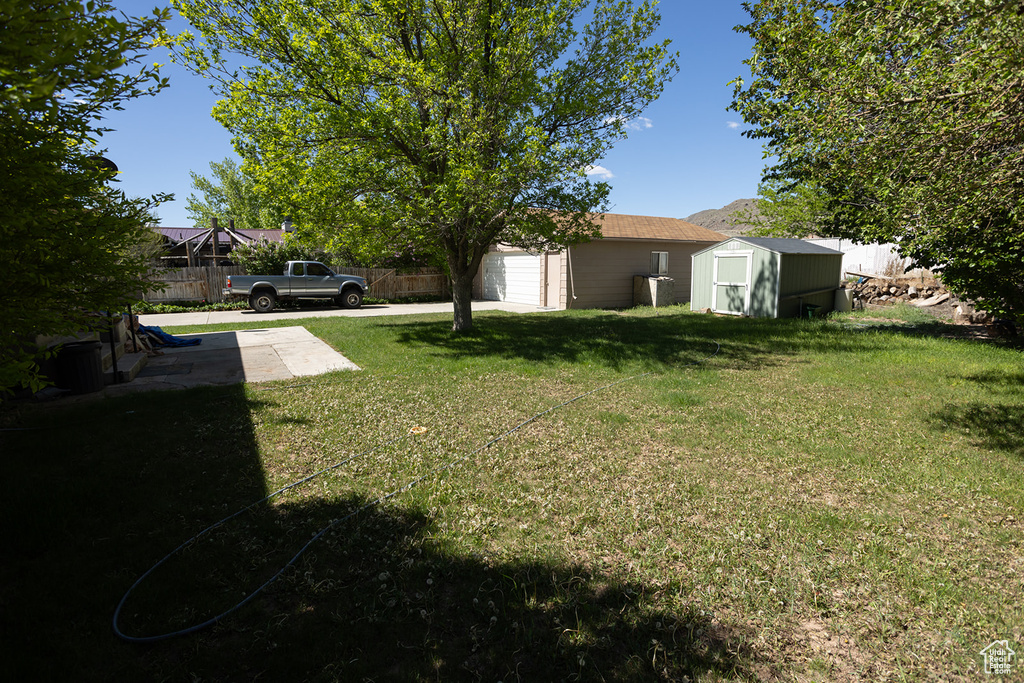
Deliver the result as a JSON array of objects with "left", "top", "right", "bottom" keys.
[
  {"left": 585, "top": 165, "right": 615, "bottom": 180},
  {"left": 604, "top": 116, "right": 654, "bottom": 131},
  {"left": 726, "top": 121, "right": 741, "bottom": 129}
]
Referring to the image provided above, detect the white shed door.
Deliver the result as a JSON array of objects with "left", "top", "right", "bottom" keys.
[
  {"left": 711, "top": 252, "right": 752, "bottom": 315},
  {"left": 482, "top": 252, "right": 541, "bottom": 305}
]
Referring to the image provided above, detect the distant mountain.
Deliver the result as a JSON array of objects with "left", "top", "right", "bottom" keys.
[{"left": 683, "top": 198, "right": 762, "bottom": 237}]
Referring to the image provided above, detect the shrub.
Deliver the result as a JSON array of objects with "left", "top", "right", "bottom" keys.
[
  {"left": 230, "top": 238, "right": 327, "bottom": 274},
  {"left": 133, "top": 300, "right": 248, "bottom": 314}
]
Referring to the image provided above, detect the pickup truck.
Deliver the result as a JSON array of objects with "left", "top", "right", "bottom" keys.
[{"left": 223, "top": 261, "right": 369, "bottom": 313}]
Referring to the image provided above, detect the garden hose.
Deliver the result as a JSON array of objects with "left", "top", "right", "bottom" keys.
[{"left": 112, "top": 341, "right": 721, "bottom": 642}]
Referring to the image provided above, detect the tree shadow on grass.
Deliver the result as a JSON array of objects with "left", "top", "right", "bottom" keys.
[
  {"left": 2, "top": 382, "right": 768, "bottom": 682},
  {"left": 926, "top": 369, "right": 1024, "bottom": 457},
  {"left": 119, "top": 498, "right": 764, "bottom": 682},
  {"left": 956, "top": 370, "right": 1024, "bottom": 397},
  {"left": 1, "top": 384, "right": 269, "bottom": 682},
  {"left": 381, "top": 309, "right": 899, "bottom": 372},
  {"left": 928, "top": 403, "right": 1024, "bottom": 458}
]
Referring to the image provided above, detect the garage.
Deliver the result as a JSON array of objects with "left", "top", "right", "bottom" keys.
[{"left": 481, "top": 251, "right": 541, "bottom": 305}]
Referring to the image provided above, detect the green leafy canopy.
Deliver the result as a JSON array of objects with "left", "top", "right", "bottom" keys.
[
  {"left": 186, "top": 157, "right": 286, "bottom": 232},
  {"left": 731, "top": 0, "right": 1024, "bottom": 320},
  {"left": 1, "top": 0, "right": 170, "bottom": 395},
  {"left": 229, "top": 237, "right": 326, "bottom": 275},
  {"left": 169, "top": 0, "right": 677, "bottom": 329}
]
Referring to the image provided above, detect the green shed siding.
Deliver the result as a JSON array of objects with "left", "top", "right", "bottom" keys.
[
  {"left": 778, "top": 253, "right": 843, "bottom": 296},
  {"left": 777, "top": 253, "right": 844, "bottom": 317},
  {"left": 690, "top": 249, "right": 714, "bottom": 309},
  {"left": 747, "top": 248, "right": 779, "bottom": 318}
]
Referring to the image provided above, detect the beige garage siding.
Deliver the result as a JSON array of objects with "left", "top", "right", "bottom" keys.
[{"left": 567, "top": 240, "right": 706, "bottom": 308}]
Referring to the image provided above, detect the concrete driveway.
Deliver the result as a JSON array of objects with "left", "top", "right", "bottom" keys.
[
  {"left": 98, "top": 301, "right": 553, "bottom": 396},
  {"left": 138, "top": 300, "right": 547, "bottom": 327}
]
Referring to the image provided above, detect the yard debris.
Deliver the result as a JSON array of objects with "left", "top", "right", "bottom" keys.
[
  {"left": 842, "top": 275, "right": 1017, "bottom": 336},
  {"left": 911, "top": 292, "right": 950, "bottom": 308},
  {"left": 409, "top": 426, "right": 428, "bottom": 434}
]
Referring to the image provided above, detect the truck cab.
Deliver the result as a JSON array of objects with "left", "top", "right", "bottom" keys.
[{"left": 288, "top": 261, "right": 341, "bottom": 296}]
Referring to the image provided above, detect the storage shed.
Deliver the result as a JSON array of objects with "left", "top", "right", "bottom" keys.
[{"left": 690, "top": 237, "right": 844, "bottom": 318}]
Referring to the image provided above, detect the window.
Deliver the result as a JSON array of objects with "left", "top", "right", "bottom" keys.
[
  {"left": 650, "top": 251, "right": 668, "bottom": 275},
  {"left": 306, "top": 262, "right": 332, "bottom": 277}
]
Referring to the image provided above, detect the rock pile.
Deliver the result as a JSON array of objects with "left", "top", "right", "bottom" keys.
[
  {"left": 844, "top": 277, "right": 948, "bottom": 308},
  {"left": 844, "top": 275, "right": 1018, "bottom": 336}
]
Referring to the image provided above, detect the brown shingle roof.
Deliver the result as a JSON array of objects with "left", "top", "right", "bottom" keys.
[{"left": 589, "top": 213, "right": 727, "bottom": 243}]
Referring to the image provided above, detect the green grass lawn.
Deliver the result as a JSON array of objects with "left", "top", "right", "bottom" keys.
[{"left": 2, "top": 306, "right": 1021, "bottom": 681}]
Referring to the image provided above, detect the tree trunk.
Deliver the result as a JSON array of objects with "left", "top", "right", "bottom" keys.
[{"left": 451, "top": 268, "right": 474, "bottom": 331}]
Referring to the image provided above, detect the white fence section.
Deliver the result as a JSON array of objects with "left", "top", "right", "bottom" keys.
[{"left": 804, "top": 239, "right": 910, "bottom": 277}]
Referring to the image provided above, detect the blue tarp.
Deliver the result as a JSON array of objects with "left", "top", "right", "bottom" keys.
[{"left": 137, "top": 325, "right": 202, "bottom": 348}]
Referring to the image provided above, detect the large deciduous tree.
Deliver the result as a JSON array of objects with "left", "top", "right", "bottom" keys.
[
  {"left": 186, "top": 157, "right": 285, "bottom": 231},
  {"left": 731, "top": 0, "right": 1024, "bottom": 321},
  {"left": 170, "top": 0, "right": 677, "bottom": 330},
  {"left": 1, "top": 0, "right": 169, "bottom": 395}
]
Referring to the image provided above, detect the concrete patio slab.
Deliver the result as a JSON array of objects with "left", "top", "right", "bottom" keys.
[{"left": 103, "top": 326, "right": 358, "bottom": 396}]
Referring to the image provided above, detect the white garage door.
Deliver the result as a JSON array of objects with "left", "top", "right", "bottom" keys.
[{"left": 481, "top": 252, "right": 541, "bottom": 305}]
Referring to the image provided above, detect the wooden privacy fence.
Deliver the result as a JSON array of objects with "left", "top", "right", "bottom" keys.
[
  {"left": 142, "top": 265, "right": 449, "bottom": 303},
  {"left": 144, "top": 266, "right": 244, "bottom": 303},
  {"left": 334, "top": 266, "right": 450, "bottom": 300}
]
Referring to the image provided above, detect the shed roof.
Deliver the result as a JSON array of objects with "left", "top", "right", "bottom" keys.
[
  {"left": 591, "top": 213, "right": 727, "bottom": 243},
  {"left": 727, "top": 236, "right": 843, "bottom": 255}
]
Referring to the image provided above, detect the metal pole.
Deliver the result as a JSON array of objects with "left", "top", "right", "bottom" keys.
[
  {"left": 127, "top": 303, "right": 137, "bottom": 354},
  {"left": 108, "top": 313, "right": 120, "bottom": 383}
]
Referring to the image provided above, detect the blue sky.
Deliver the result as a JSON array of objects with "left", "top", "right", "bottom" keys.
[{"left": 103, "top": 1, "right": 764, "bottom": 227}]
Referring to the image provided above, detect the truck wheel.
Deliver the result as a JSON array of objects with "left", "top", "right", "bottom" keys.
[
  {"left": 338, "top": 289, "right": 363, "bottom": 309},
  {"left": 249, "top": 291, "right": 276, "bottom": 313}
]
